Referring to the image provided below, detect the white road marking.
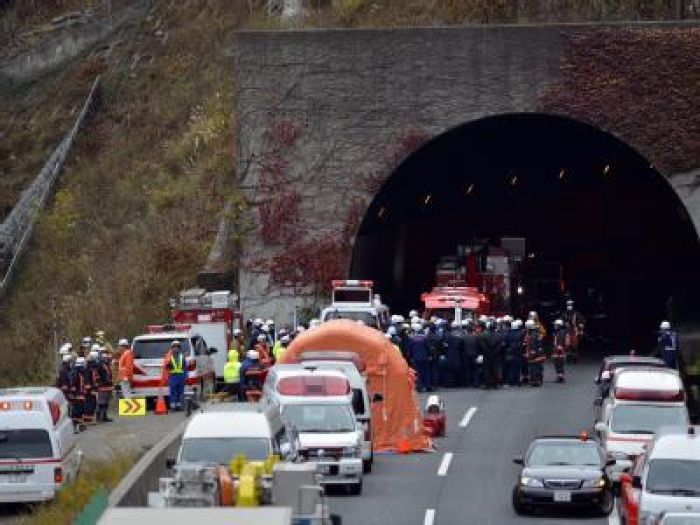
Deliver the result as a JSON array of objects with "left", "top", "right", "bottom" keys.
[
  {"left": 437, "top": 452, "right": 453, "bottom": 476},
  {"left": 608, "top": 499, "right": 621, "bottom": 525},
  {"left": 459, "top": 406, "right": 478, "bottom": 428},
  {"left": 424, "top": 508, "right": 436, "bottom": 525}
]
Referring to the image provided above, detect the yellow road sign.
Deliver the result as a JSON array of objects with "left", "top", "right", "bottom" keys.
[{"left": 118, "top": 398, "right": 146, "bottom": 416}]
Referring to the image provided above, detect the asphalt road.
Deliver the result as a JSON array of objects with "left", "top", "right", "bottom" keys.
[{"left": 330, "top": 357, "right": 613, "bottom": 525}]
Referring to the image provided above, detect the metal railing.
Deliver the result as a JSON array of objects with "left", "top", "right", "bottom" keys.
[{"left": 0, "top": 75, "right": 101, "bottom": 300}]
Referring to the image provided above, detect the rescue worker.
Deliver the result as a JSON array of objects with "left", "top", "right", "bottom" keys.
[
  {"left": 254, "top": 334, "right": 271, "bottom": 364},
  {"left": 231, "top": 328, "right": 245, "bottom": 360},
  {"left": 510, "top": 319, "right": 525, "bottom": 386},
  {"left": 406, "top": 323, "right": 432, "bottom": 392},
  {"left": 166, "top": 340, "right": 187, "bottom": 411},
  {"left": 528, "top": 311, "right": 547, "bottom": 340},
  {"left": 223, "top": 349, "right": 242, "bottom": 401},
  {"left": 274, "top": 335, "right": 290, "bottom": 362},
  {"left": 445, "top": 321, "right": 464, "bottom": 387},
  {"left": 658, "top": 320, "right": 679, "bottom": 369},
  {"left": 461, "top": 321, "right": 478, "bottom": 387},
  {"left": 56, "top": 354, "right": 73, "bottom": 402},
  {"left": 117, "top": 338, "right": 134, "bottom": 399},
  {"left": 249, "top": 318, "right": 264, "bottom": 348},
  {"left": 70, "top": 357, "right": 87, "bottom": 432},
  {"left": 266, "top": 319, "right": 276, "bottom": 342},
  {"left": 240, "top": 349, "right": 263, "bottom": 398},
  {"left": 271, "top": 329, "right": 287, "bottom": 362},
  {"left": 502, "top": 319, "right": 520, "bottom": 387},
  {"left": 78, "top": 336, "right": 92, "bottom": 358},
  {"left": 525, "top": 320, "right": 545, "bottom": 387},
  {"left": 563, "top": 300, "right": 585, "bottom": 362},
  {"left": 479, "top": 321, "right": 499, "bottom": 389},
  {"left": 95, "top": 347, "right": 114, "bottom": 422},
  {"left": 83, "top": 347, "right": 100, "bottom": 423},
  {"left": 552, "top": 319, "right": 567, "bottom": 383}
]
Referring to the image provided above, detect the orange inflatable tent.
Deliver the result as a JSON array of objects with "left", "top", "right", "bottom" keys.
[{"left": 281, "top": 320, "right": 432, "bottom": 453}]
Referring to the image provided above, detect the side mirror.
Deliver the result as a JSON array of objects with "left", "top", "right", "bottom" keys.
[
  {"left": 605, "top": 458, "right": 616, "bottom": 467},
  {"left": 632, "top": 476, "right": 642, "bottom": 489},
  {"left": 280, "top": 442, "right": 292, "bottom": 458},
  {"left": 165, "top": 458, "right": 176, "bottom": 470},
  {"left": 594, "top": 422, "right": 607, "bottom": 433},
  {"left": 619, "top": 473, "right": 632, "bottom": 485},
  {"left": 512, "top": 456, "right": 524, "bottom": 465},
  {"left": 594, "top": 398, "right": 603, "bottom": 407},
  {"left": 372, "top": 393, "right": 384, "bottom": 403},
  {"left": 209, "top": 347, "right": 218, "bottom": 355}
]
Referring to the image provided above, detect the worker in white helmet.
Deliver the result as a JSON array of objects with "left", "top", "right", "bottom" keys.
[
  {"left": 240, "top": 349, "right": 263, "bottom": 399},
  {"left": 524, "top": 320, "right": 545, "bottom": 386},
  {"left": 658, "top": 320, "right": 679, "bottom": 369},
  {"left": 408, "top": 322, "right": 432, "bottom": 392},
  {"left": 552, "top": 319, "right": 567, "bottom": 383}
]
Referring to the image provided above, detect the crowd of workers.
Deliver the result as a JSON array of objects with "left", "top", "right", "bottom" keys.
[{"left": 53, "top": 300, "right": 680, "bottom": 429}]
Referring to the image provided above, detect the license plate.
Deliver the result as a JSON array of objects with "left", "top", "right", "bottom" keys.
[{"left": 554, "top": 490, "right": 571, "bottom": 502}]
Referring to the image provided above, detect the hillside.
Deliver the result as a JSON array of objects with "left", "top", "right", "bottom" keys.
[{"left": 0, "top": 0, "right": 245, "bottom": 386}]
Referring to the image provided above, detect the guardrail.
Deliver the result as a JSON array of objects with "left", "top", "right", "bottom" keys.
[
  {"left": 0, "top": 75, "right": 101, "bottom": 300},
  {"left": 108, "top": 419, "right": 187, "bottom": 508}
]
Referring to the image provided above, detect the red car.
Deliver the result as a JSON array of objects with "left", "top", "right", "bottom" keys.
[{"left": 619, "top": 453, "right": 646, "bottom": 525}]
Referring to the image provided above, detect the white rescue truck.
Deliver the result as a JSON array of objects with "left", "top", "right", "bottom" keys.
[
  {"left": 320, "top": 280, "right": 389, "bottom": 330},
  {"left": 0, "top": 388, "right": 81, "bottom": 503}
]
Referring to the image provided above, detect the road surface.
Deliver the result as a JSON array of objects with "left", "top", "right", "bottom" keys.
[{"left": 329, "top": 357, "right": 614, "bottom": 525}]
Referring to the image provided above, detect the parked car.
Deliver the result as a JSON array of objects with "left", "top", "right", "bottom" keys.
[
  {"left": 0, "top": 387, "right": 82, "bottom": 503},
  {"left": 619, "top": 426, "right": 700, "bottom": 525},
  {"left": 512, "top": 435, "right": 614, "bottom": 516}
]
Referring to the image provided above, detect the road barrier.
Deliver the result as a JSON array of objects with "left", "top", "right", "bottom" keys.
[{"left": 108, "top": 419, "right": 187, "bottom": 507}]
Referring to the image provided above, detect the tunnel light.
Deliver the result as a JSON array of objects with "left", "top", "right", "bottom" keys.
[
  {"left": 559, "top": 168, "right": 566, "bottom": 180},
  {"left": 423, "top": 194, "right": 432, "bottom": 205},
  {"left": 466, "top": 183, "right": 474, "bottom": 195},
  {"left": 509, "top": 175, "right": 518, "bottom": 186},
  {"left": 377, "top": 206, "right": 387, "bottom": 220},
  {"left": 603, "top": 164, "right": 611, "bottom": 176},
  {"left": 517, "top": 285, "right": 524, "bottom": 295}
]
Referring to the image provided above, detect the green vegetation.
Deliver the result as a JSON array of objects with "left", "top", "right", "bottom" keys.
[
  {"left": 0, "top": 1, "right": 245, "bottom": 386},
  {"left": 14, "top": 453, "right": 135, "bottom": 525}
]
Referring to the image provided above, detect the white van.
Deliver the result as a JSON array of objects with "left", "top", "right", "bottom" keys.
[
  {"left": 172, "top": 405, "right": 290, "bottom": 504},
  {"left": 595, "top": 368, "right": 687, "bottom": 483},
  {"left": 261, "top": 369, "right": 364, "bottom": 494},
  {"left": 0, "top": 387, "right": 81, "bottom": 503}
]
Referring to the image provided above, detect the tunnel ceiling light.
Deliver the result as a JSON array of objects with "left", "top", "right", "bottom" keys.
[
  {"left": 423, "top": 194, "right": 432, "bottom": 205},
  {"left": 510, "top": 175, "right": 518, "bottom": 186},
  {"left": 603, "top": 164, "right": 611, "bottom": 176},
  {"left": 466, "top": 183, "right": 474, "bottom": 195},
  {"left": 377, "top": 206, "right": 387, "bottom": 220},
  {"left": 559, "top": 168, "right": 566, "bottom": 180}
]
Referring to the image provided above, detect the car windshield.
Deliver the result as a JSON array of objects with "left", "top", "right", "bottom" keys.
[
  {"left": 647, "top": 459, "right": 700, "bottom": 495},
  {"left": 610, "top": 405, "right": 687, "bottom": 434},
  {"left": 133, "top": 338, "right": 191, "bottom": 359},
  {"left": 0, "top": 429, "right": 53, "bottom": 459},
  {"left": 283, "top": 404, "right": 356, "bottom": 433},
  {"left": 323, "top": 311, "right": 379, "bottom": 328},
  {"left": 179, "top": 437, "right": 270, "bottom": 464},
  {"left": 527, "top": 442, "right": 602, "bottom": 467}
]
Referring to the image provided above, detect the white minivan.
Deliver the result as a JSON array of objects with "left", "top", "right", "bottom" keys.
[{"left": 0, "top": 387, "right": 81, "bottom": 503}]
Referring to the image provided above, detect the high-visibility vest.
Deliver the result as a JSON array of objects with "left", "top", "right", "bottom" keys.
[
  {"left": 223, "top": 360, "right": 241, "bottom": 384},
  {"left": 170, "top": 354, "right": 184, "bottom": 374},
  {"left": 273, "top": 342, "right": 286, "bottom": 361}
]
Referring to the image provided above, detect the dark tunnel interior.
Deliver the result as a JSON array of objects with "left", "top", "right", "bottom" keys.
[{"left": 350, "top": 114, "right": 700, "bottom": 351}]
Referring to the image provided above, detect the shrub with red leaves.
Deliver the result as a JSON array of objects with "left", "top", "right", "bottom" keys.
[{"left": 539, "top": 27, "right": 700, "bottom": 174}]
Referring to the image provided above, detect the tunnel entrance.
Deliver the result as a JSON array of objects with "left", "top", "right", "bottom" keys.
[{"left": 350, "top": 114, "right": 700, "bottom": 350}]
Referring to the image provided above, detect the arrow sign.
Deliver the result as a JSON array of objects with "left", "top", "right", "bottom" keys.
[{"left": 118, "top": 398, "right": 146, "bottom": 416}]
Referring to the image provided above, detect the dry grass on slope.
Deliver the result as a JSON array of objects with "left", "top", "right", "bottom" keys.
[{"left": 0, "top": 1, "right": 244, "bottom": 386}]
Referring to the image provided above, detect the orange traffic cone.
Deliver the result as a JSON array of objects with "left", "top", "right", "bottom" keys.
[
  {"left": 397, "top": 437, "right": 411, "bottom": 454},
  {"left": 155, "top": 395, "right": 168, "bottom": 415}
]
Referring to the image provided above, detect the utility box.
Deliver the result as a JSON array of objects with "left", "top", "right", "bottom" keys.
[{"left": 272, "top": 463, "right": 320, "bottom": 512}]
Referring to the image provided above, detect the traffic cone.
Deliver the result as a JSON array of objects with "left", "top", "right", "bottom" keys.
[
  {"left": 155, "top": 395, "right": 168, "bottom": 415},
  {"left": 397, "top": 437, "right": 411, "bottom": 454}
]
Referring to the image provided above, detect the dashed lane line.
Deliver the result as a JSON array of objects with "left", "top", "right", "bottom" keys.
[
  {"left": 437, "top": 452, "right": 453, "bottom": 477},
  {"left": 459, "top": 406, "right": 478, "bottom": 428},
  {"left": 424, "top": 508, "right": 436, "bottom": 525},
  {"left": 608, "top": 499, "right": 621, "bottom": 525}
]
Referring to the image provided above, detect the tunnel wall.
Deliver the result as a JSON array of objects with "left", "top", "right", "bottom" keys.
[{"left": 233, "top": 23, "right": 700, "bottom": 323}]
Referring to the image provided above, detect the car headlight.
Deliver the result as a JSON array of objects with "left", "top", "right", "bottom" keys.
[
  {"left": 343, "top": 446, "right": 359, "bottom": 458},
  {"left": 520, "top": 476, "right": 544, "bottom": 488},
  {"left": 582, "top": 477, "right": 607, "bottom": 488}
]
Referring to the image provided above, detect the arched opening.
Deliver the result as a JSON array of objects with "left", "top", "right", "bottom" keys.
[{"left": 350, "top": 113, "right": 700, "bottom": 349}]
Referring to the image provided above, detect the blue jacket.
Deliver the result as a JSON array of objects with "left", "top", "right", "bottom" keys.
[{"left": 406, "top": 334, "right": 430, "bottom": 362}]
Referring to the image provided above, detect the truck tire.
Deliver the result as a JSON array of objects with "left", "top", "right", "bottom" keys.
[
  {"left": 348, "top": 480, "right": 363, "bottom": 495},
  {"left": 363, "top": 457, "right": 372, "bottom": 473}
]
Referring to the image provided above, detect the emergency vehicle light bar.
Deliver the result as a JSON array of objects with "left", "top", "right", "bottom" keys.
[
  {"left": 277, "top": 376, "right": 351, "bottom": 397},
  {"left": 331, "top": 280, "right": 374, "bottom": 288},
  {"left": 147, "top": 324, "right": 191, "bottom": 334},
  {"left": 614, "top": 387, "right": 685, "bottom": 403}
]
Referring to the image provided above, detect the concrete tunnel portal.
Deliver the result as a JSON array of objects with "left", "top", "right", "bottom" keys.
[{"left": 349, "top": 113, "right": 700, "bottom": 350}]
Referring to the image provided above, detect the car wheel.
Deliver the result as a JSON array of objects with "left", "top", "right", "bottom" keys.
[
  {"left": 363, "top": 458, "right": 372, "bottom": 474},
  {"left": 348, "top": 480, "right": 363, "bottom": 496},
  {"left": 597, "top": 490, "right": 614, "bottom": 516},
  {"left": 512, "top": 488, "right": 534, "bottom": 515}
]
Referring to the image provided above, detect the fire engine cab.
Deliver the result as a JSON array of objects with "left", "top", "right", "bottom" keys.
[
  {"left": 170, "top": 289, "right": 243, "bottom": 389},
  {"left": 421, "top": 286, "right": 489, "bottom": 324},
  {"left": 320, "top": 280, "right": 390, "bottom": 330}
]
